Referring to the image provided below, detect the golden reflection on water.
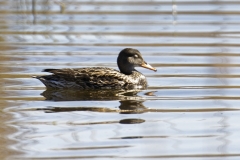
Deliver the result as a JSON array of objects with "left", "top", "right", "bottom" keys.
[{"left": 0, "top": 54, "right": 22, "bottom": 159}]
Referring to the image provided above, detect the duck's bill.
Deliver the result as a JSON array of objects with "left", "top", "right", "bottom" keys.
[{"left": 140, "top": 62, "right": 157, "bottom": 72}]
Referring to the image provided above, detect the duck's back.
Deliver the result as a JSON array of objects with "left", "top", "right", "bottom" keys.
[{"left": 36, "top": 67, "right": 147, "bottom": 89}]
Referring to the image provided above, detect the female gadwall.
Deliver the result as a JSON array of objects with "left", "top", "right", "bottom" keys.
[{"left": 34, "top": 48, "right": 157, "bottom": 89}]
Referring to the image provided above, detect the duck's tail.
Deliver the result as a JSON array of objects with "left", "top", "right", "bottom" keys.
[
  {"left": 42, "top": 69, "right": 59, "bottom": 72},
  {"left": 32, "top": 75, "right": 39, "bottom": 79}
]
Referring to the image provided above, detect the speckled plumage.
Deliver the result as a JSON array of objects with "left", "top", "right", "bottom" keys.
[
  {"left": 36, "top": 67, "right": 147, "bottom": 89},
  {"left": 34, "top": 48, "right": 157, "bottom": 90}
]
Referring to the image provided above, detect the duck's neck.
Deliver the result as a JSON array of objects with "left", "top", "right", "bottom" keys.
[{"left": 119, "top": 64, "right": 135, "bottom": 75}]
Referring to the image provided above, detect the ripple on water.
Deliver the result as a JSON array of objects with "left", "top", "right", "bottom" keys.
[{"left": 1, "top": 0, "right": 240, "bottom": 159}]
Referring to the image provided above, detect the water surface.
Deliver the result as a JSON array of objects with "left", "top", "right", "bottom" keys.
[{"left": 1, "top": 0, "right": 240, "bottom": 159}]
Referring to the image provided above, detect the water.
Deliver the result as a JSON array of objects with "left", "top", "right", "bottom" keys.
[{"left": 1, "top": 0, "right": 240, "bottom": 159}]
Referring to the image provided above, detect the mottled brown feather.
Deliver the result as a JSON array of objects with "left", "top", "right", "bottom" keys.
[{"left": 36, "top": 67, "right": 147, "bottom": 89}]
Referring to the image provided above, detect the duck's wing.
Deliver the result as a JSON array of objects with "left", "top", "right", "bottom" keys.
[{"left": 42, "top": 67, "right": 128, "bottom": 89}]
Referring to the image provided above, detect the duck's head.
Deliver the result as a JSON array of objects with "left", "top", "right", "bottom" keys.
[{"left": 117, "top": 48, "right": 157, "bottom": 75}]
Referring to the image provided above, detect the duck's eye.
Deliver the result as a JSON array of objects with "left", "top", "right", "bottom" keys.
[{"left": 134, "top": 54, "right": 138, "bottom": 58}]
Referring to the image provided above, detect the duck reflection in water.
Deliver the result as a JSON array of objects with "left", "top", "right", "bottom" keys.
[
  {"left": 39, "top": 89, "right": 155, "bottom": 114},
  {"left": 38, "top": 99, "right": 146, "bottom": 125},
  {"left": 38, "top": 89, "right": 156, "bottom": 124},
  {"left": 41, "top": 89, "right": 141, "bottom": 101},
  {"left": 40, "top": 99, "right": 147, "bottom": 115}
]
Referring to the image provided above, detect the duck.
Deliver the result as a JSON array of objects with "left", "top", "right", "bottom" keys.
[{"left": 34, "top": 48, "right": 157, "bottom": 89}]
